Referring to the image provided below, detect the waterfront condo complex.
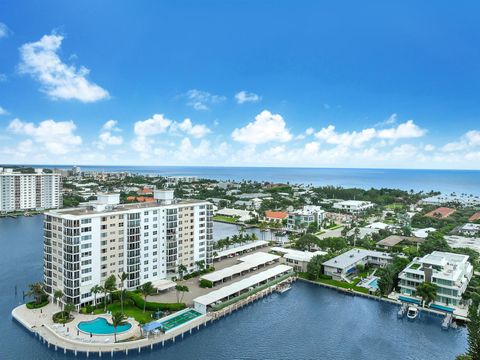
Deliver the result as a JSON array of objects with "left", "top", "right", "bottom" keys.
[
  {"left": 399, "top": 251, "right": 473, "bottom": 306},
  {"left": 0, "top": 168, "right": 62, "bottom": 212},
  {"left": 43, "top": 190, "right": 213, "bottom": 307}
]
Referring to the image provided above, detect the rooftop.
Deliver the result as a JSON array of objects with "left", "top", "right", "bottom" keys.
[
  {"left": 377, "top": 235, "right": 424, "bottom": 247},
  {"left": 265, "top": 210, "right": 288, "bottom": 219},
  {"left": 271, "top": 247, "right": 327, "bottom": 262},
  {"left": 425, "top": 207, "right": 456, "bottom": 219},
  {"left": 469, "top": 211, "right": 480, "bottom": 222},
  {"left": 322, "top": 248, "right": 392, "bottom": 269}
]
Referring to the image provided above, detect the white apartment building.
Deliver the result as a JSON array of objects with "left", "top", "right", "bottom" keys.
[
  {"left": 287, "top": 205, "right": 325, "bottom": 230},
  {"left": 43, "top": 190, "right": 213, "bottom": 307},
  {"left": 0, "top": 168, "right": 62, "bottom": 212},
  {"left": 332, "top": 200, "right": 374, "bottom": 214},
  {"left": 398, "top": 251, "right": 473, "bottom": 306}
]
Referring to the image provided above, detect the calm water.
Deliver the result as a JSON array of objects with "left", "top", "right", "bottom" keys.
[
  {"left": 214, "top": 222, "right": 287, "bottom": 243},
  {"left": 0, "top": 216, "right": 467, "bottom": 360},
  {"left": 35, "top": 165, "right": 480, "bottom": 195}
]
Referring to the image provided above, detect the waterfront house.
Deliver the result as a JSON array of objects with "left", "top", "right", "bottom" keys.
[
  {"left": 376, "top": 235, "right": 424, "bottom": 249},
  {"left": 322, "top": 248, "right": 393, "bottom": 281},
  {"left": 398, "top": 251, "right": 473, "bottom": 306},
  {"left": 271, "top": 247, "right": 327, "bottom": 272},
  {"left": 264, "top": 210, "right": 288, "bottom": 223}
]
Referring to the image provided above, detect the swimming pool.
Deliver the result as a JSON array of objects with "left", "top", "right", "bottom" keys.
[
  {"left": 77, "top": 317, "right": 132, "bottom": 335},
  {"left": 367, "top": 278, "right": 379, "bottom": 290}
]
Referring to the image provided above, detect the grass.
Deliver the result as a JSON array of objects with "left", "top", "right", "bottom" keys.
[
  {"left": 298, "top": 273, "right": 370, "bottom": 294},
  {"left": 213, "top": 215, "right": 238, "bottom": 223},
  {"left": 385, "top": 203, "right": 405, "bottom": 210},
  {"left": 326, "top": 225, "right": 343, "bottom": 230},
  {"left": 94, "top": 301, "right": 155, "bottom": 324}
]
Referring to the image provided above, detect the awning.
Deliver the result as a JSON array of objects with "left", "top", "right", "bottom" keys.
[{"left": 151, "top": 279, "right": 176, "bottom": 291}]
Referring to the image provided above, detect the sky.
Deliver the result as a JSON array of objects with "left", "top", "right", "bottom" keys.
[{"left": 0, "top": 0, "right": 480, "bottom": 169}]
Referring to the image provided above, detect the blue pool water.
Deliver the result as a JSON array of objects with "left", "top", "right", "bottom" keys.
[
  {"left": 0, "top": 216, "right": 469, "bottom": 359},
  {"left": 367, "top": 278, "right": 379, "bottom": 290},
  {"left": 77, "top": 317, "right": 131, "bottom": 335}
]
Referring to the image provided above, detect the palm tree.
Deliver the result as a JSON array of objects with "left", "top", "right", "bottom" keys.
[
  {"left": 195, "top": 260, "right": 205, "bottom": 271},
  {"left": 26, "top": 282, "right": 46, "bottom": 305},
  {"left": 117, "top": 272, "right": 129, "bottom": 314},
  {"left": 90, "top": 285, "right": 101, "bottom": 307},
  {"left": 63, "top": 303, "right": 75, "bottom": 322},
  {"left": 103, "top": 275, "right": 116, "bottom": 311},
  {"left": 175, "top": 285, "right": 189, "bottom": 303},
  {"left": 111, "top": 312, "right": 127, "bottom": 343},
  {"left": 178, "top": 264, "right": 188, "bottom": 280},
  {"left": 139, "top": 282, "right": 156, "bottom": 313},
  {"left": 416, "top": 283, "right": 438, "bottom": 307},
  {"left": 53, "top": 289, "right": 63, "bottom": 309}
]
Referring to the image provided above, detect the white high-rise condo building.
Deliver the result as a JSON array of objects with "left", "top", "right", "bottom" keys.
[
  {"left": 0, "top": 168, "right": 62, "bottom": 212},
  {"left": 43, "top": 190, "right": 213, "bottom": 307}
]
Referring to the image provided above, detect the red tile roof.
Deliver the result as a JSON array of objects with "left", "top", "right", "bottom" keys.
[
  {"left": 265, "top": 210, "right": 288, "bottom": 220},
  {"left": 425, "top": 207, "right": 456, "bottom": 219},
  {"left": 469, "top": 212, "right": 480, "bottom": 222},
  {"left": 138, "top": 187, "right": 153, "bottom": 195}
]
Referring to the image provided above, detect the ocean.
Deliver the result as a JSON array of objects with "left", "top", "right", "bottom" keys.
[{"left": 34, "top": 165, "right": 480, "bottom": 196}]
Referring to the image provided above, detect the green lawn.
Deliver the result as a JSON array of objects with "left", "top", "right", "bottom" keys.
[
  {"left": 213, "top": 215, "right": 238, "bottom": 223},
  {"left": 385, "top": 203, "right": 405, "bottom": 210},
  {"left": 299, "top": 273, "right": 369, "bottom": 294},
  {"left": 94, "top": 301, "right": 155, "bottom": 324}
]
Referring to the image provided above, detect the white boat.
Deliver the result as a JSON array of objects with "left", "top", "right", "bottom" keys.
[
  {"left": 406, "top": 306, "right": 419, "bottom": 320},
  {"left": 276, "top": 284, "right": 292, "bottom": 293}
]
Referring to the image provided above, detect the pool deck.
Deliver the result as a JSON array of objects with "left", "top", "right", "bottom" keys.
[{"left": 11, "top": 278, "right": 292, "bottom": 355}]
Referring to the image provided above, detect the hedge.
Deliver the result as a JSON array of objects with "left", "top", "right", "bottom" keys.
[
  {"left": 199, "top": 279, "right": 213, "bottom": 288},
  {"left": 26, "top": 299, "right": 49, "bottom": 309},
  {"left": 126, "top": 291, "right": 186, "bottom": 312},
  {"left": 183, "top": 266, "right": 215, "bottom": 280}
]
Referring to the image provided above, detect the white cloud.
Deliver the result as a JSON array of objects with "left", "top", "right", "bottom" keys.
[
  {"left": 0, "top": 106, "right": 8, "bottom": 115},
  {"left": 170, "top": 118, "right": 211, "bottom": 138},
  {"left": 377, "top": 120, "right": 426, "bottom": 139},
  {"left": 134, "top": 114, "right": 172, "bottom": 137},
  {"left": 305, "top": 127, "right": 315, "bottom": 136},
  {"left": 424, "top": 144, "right": 435, "bottom": 152},
  {"left": 442, "top": 130, "right": 480, "bottom": 152},
  {"left": 0, "top": 73, "right": 6, "bottom": 82},
  {"left": 235, "top": 91, "right": 261, "bottom": 104},
  {"left": 8, "top": 118, "right": 82, "bottom": 154},
  {"left": 176, "top": 137, "right": 211, "bottom": 160},
  {"left": 185, "top": 89, "right": 226, "bottom": 110},
  {"left": 315, "top": 125, "right": 377, "bottom": 148},
  {"left": 98, "top": 120, "right": 123, "bottom": 146},
  {"left": 231, "top": 110, "right": 293, "bottom": 144},
  {"left": 19, "top": 33, "right": 109, "bottom": 102},
  {"left": 0, "top": 22, "right": 10, "bottom": 39}
]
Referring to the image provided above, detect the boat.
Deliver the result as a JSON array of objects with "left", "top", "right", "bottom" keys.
[
  {"left": 276, "top": 284, "right": 292, "bottom": 294},
  {"left": 406, "top": 306, "right": 419, "bottom": 320}
]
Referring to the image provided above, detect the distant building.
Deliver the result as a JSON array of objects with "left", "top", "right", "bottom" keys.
[
  {"left": 264, "top": 210, "right": 288, "bottom": 223},
  {"left": 287, "top": 205, "right": 325, "bottom": 230},
  {"left": 271, "top": 247, "right": 327, "bottom": 272},
  {"left": 322, "top": 248, "right": 392, "bottom": 281},
  {"left": 457, "top": 223, "right": 480, "bottom": 236},
  {"left": 398, "top": 251, "right": 473, "bottom": 306},
  {"left": 413, "top": 227, "right": 437, "bottom": 238},
  {"left": 469, "top": 211, "right": 480, "bottom": 222},
  {"left": 216, "top": 208, "right": 256, "bottom": 222},
  {"left": 0, "top": 168, "right": 62, "bottom": 212},
  {"left": 376, "top": 235, "right": 424, "bottom": 249},
  {"left": 445, "top": 235, "right": 480, "bottom": 254},
  {"left": 332, "top": 200, "right": 374, "bottom": 214},
  {"left": 425, "top": 207, "right": 456, "bottom": 219}
]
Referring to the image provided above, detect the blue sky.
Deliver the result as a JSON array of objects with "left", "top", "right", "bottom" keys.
[{"left": 0, "top": 0, "right": 480, "bottom": 168}]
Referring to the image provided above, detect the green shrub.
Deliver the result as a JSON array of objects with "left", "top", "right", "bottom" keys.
[
  {"left": 26, "top": 298, "right": 49, "bottom": 309},
  {"left": 52, "top": 311, "right": 73, "bottom": 324},
  {"left": 199, "top": 279, "right": 213, "bottom": 288},
  {"left": 126, "top": 291, "right": 186, "bottom": 311}
]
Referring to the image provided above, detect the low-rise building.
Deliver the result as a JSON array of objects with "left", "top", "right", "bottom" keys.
[
  {"left": 264, "top": 210, "right": 288, "bottom": 223},
  {"left": 332, "top": 200, "right": 374, "bottom": 214},
  {"left": 322, "top": 248, "right": 393, "bottom": 281},
  {"left": 425, "top": 207, "right": 456, "bottom": 219},
  {"left": 376, "top": 235, "right": 424, "bottom": 249},
  {"left": 457, "top": 223, "right": 480, "bottom": 236},
  {"left": 398, "top": 251, "right": 473, "bottom": 306},
  {"left": 271, "top": 247, "right": 327, "bottom": 272},
  {"left": 287, "top": 205, "right": 325, "bottom": 230},
  {"left": 445, "top": 235, "right": 480, "bottom": 254}
]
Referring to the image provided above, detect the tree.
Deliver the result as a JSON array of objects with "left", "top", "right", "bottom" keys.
[
  {"left": 140, "top": 282, "right": 156, "bottom": 313},
  {"left": 90, "top": 285, "right": 101, "bottom": 307},
  {"left": 307, "top": 221, "right": 319, "bottom": 234},
  {"left": 415, "top": 283, "right": 438, "bottom": 307},
  {"left": 419, "top": 232, "right": 450, "bottom": 256},
  {"left": 117, "top": 272, "right": 129, "bottom": 314},
  {"left": 295, "top": 234, "right": 319, "bottom": 251},
  {"left": 111, "top": 312, "right": 127, "bottom": 343},
  {"left": 195, "top": 260, "right": 205, "bottom": 271},
  {"left": 178, "top": 264, "right": 188, "bottom": 280},
  {"left": 102, "top": 275, "right": 117, "bottom": 311},
  {"left": 306, "top": 255, "right": 325, "bottom": 280},
  {"left": 54, "top": 289, "right": 63, "bottom": 309},
  {"left": 26, "top": 282, "right": 46, "bottom": 305},
  {"left": 465, "top": 305, "right": 480, "bottom": 360},
  {"left": 63, "top": 303, "right": 75, "bottom": 321},
  {"left": 175, "top": 285, "right": 189, "bottom": 303}
]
